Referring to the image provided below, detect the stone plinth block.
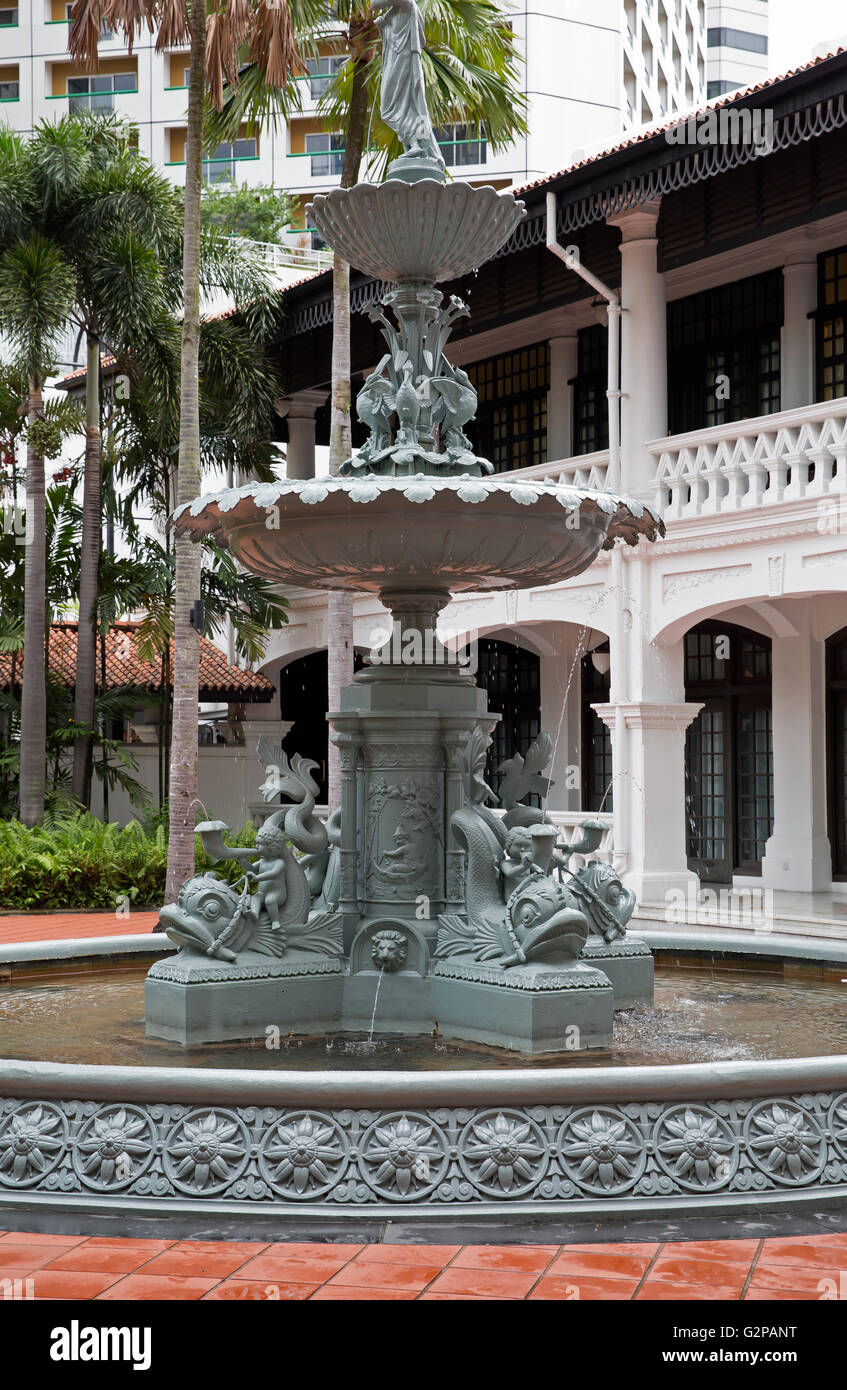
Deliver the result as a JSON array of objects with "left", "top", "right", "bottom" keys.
[
  {"left": 145, "top": 951, "right": 344, "bottom": 1045},
  {"left": 580, "top": 935, "right": 654, "bottom": 1009},
  {"left": 430, "top": 960, "right": 614, "bottom": 1053}
]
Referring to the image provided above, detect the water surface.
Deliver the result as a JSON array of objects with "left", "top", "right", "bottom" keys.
[{"left": 1, "top": 962, "right": 846, "bottom": 1070}]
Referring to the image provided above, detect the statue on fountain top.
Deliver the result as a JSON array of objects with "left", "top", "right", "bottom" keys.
[{"left": 373, "top": 0, "right": 446, "bottom": 181}]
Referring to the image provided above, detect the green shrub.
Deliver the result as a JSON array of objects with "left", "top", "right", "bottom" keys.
[{"left": 0, "top": 814, "right": 259, "bottom": 910}]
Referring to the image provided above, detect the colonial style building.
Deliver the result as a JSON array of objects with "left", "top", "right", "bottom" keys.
[{"left": 254, "top": 48, "right": 847, "bottom": 928}]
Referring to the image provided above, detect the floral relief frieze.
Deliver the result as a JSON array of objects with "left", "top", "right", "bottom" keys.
[{"left": 0, "top": 1091, "right": 845, "bottom": 1210}]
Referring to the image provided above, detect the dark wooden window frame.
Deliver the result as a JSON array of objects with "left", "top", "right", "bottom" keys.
[{"left": 685, "top": 619, "right": 773, "bottom": 882}]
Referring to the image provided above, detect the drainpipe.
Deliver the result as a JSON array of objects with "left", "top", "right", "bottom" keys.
[
  {"left": 546, "top": 191, "right": 628, "bottom": 873},
  {"left": 545, "top": 191, "right": 621, "bottom": 491}
]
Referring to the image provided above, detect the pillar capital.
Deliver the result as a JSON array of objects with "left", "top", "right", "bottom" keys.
[
  {"left": 591, "top": 701, "right": 703, "bottom": 733},
  {"left": 607, "top": 198, "right": 662, "bottom": 242},
  {"left": 274, "top": 388, "right": 328, "bottom": 421}
]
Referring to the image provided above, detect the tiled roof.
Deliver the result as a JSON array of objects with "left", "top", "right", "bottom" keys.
[
  {"left": 0, "top": 622, "right": 274, "bottom": 702},
  {"left": 515, "top": 46, "right": 847, "bottom": 194}
]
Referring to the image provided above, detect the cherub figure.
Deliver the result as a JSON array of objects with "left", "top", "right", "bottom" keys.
[
  {"left": 248, "top": 823, "right": 289, "bottom": 932},
  {"left": 500, "top": 826, "right": 544, "bottom": 897}
]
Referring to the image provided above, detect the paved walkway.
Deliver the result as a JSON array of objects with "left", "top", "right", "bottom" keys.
[
  {"left": 1, "top": 1231, "right": 845, "bottom": 1300},
  {"left": 0, "top": 911, "right": 159, "bottom": 945}
]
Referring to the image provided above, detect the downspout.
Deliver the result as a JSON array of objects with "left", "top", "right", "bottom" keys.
[
  {"left": 545, "top": 191, "right": 629, "bottom": 873},
  {"left": 545, "top": 191, "right": 621, "bottom": 490}
]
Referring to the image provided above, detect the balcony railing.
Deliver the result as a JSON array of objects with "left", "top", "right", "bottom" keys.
[
  {"left": 499, "top": 449, "right": 610, "bottom": 491},
  {"left": 649, "top": 398, "right": 847, "bottom": 520}
]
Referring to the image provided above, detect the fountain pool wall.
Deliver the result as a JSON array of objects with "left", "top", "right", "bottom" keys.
[{"left": 2, "top": 929, "right": 847, "bottom": 1233}]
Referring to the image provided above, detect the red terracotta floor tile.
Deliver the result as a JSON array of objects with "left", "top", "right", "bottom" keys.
[
  {"left": 745, "top": 1287, "right": 827, "bottom": 1301},
  {"left": 556, "top": 1242, "right": 659, "bottom": 1258},
  {"left": 746, "top": 1262, "right": 841, "bottom": 1295},
  {"left": 417, "top": 1293, "right": 495, "bottom": 1301},
  {"left": 168, "top": 1240, "right": 269, "bottom": 1258},
  {"left": 43, "top": 1246, "right": 159, "bottom": 1275},
  {"left": 354, "top": 1244, "right": 462, "bottom": 1265},
  {"left": 0, "top": 1231, "right": 87, "bottom": 1247},
  {"left": 235, "top": 1252, "right": 358, "bottom": 1282},
  {"left": 138, "top": 1246, "right": 267, "bottom": 1279},
  {"left": 424, "top": 1267, "right": 540, "bottom": 1299},
  {"left": 262, "top": 1241, "right": 363, "bottom": 1260},
  {"left": 309, "top": 1286, "right": 419, "bottom": 1300},
  {"left": 327, "top": 1261, "right": 441, "bottom": 1292},
  {"left": 450, "top": 1245, "right": 558, "bottom": 1274},
  {"left": 202, "top": 1279, "right": 320, "bottom": 1301},
  {"left": 96, "top": 1273, "right": 220, "bottom": 1300},
  {"left": 659, "top": 1239, "right": 759, "bottom": 1265},
  {"left": 529, "top": 1274, "right": 639, "bottom": 1300},
  {"left": 758, "top": 1236, "right": 847, "bottom": 1268},
  {"left": 546, "top": 1249, "right": 654, "bottom": 1281},
  {"left": 78, "top": 1237, "right": 175, "bottom": 1254},
  {"left": 636, "top": 1281, "right": 743, "bottom": 1301},
  {"left": 0, "top": 1244, "right": 77, "bottom": 1271},
  {"left": 644, "top": 1255, "right": 750, "bottom": 1293},
  {"left": 29, "top": 1269, "right": 128, "bottom": 1299}
]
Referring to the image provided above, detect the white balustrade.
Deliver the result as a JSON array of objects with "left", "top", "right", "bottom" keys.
[
  {"left": 649, "top": 397, "right": 847, "bottom": 520},
  {"left": 500, "top": 448, "right": 610, "bottom": 491}
]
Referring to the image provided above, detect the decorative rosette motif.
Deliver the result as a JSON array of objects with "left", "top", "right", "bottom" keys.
[
  {"left": 357, "top": 1112, "right": 449, "bottom": 1200},
  {"left": 0, "top": 1103, "right": 67, "bottom": 1187},
  {"left": 458, "top": 1110, "right": 548, "bottom": 1197},
  {"left": 163, "top": 1108, "right": 249, "bottom": 1195},
  {"left": 258, "top": 1112, "right": 349, "bottom": 1198},
  {"left": 557, "top": 1107, "right": 646, "bottom": 1195},
  {"left": 652, "top": 1105, "right": 737, "bottom": 1191},
  {"left": 72, "top": 1105, "right": 156, "bottom": 1191},
  {"left": 743, "top": 1101, "right": 827, "bottom": 1186}
]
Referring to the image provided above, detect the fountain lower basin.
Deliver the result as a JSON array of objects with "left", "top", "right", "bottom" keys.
[{"left": 2, "top": 942, "right": 847, "bottom": 1232}]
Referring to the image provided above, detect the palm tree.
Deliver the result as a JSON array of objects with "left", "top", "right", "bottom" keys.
[
  {"left": 0, "top": 237, "right": 76, "bottom": 825},
  {"left": 19, "top": 114, "right": 185, "bottom": 808},
  {"left": 68, "top": 0, "right": 302, "bottom": 897},
  {"left": 208, "top": 0, "right": 527, "bottom": 808}
]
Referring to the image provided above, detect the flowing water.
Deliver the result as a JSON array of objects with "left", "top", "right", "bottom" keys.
[{"left": 1, "top": 961, "right": 846, "bottom": 1071}]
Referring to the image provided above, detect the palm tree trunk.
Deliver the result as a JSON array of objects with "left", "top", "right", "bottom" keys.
[
  {"left": 165, "top": 0, "right": 206, "bottom": 900},
  {"left": 19, "top": 380, "right": 46, "bottom": 825},
  {"left": 326, "top": 48, "right": 370, "bottom": 812},
  {"left": 71, "top": 331, "right": 101, "bottom": 808}
]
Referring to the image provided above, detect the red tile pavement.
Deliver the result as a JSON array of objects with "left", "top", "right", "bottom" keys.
[
  {"left": 0, "top": 1231, "right": 845, "bottom": 1299},
  {"left": 0, "top": 910, "right": 159, "bottom": 944}
]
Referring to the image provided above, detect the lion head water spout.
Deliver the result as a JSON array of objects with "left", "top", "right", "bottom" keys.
[{"left": 150, "top": 0, "right": 663, "bottom": 1055}]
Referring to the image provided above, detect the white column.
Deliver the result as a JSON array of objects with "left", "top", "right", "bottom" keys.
[
  {"left": 781, "top": 231, "right": 818, "bottom": 411},
  {"left": 547, "top": 334, "right": 578, "bottom": 461},
  {"left": 609, "top": 199, "right": 667, "bottom": 496},
  {"left": 762, "top": 613, "right": 831, "bottom": 892},
  {"left": 594, "top": 547, "right": 701, "bottom": 903},
  {"left": 274, "top": 389, "right": 327, "bottom": 479}
]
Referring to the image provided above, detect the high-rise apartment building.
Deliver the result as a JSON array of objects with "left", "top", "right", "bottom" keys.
[
  {"left": 0, "top": 3, "right": 768, "bottom": 245},
  {"left": 706, "top": 1, "right": 769, "bottom": 99}
]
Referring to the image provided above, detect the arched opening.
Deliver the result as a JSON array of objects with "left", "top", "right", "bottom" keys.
[
  {"left": 279, "top": 650, "right": 364, "bottom": 804},
  {"left": 474, "top": 638, "right": 541, "bottom": 801},
  {"left": 684, "top": 619, "right": 773, "bottom": 882},
  {"left": 826, "top": 627, "right": 847, "bottom": 879},
  {"left": 581, "top": 643, "right": 612, "bottom": 811}
]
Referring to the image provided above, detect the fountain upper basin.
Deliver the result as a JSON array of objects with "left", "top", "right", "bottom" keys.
[
  {"left": 172, "top": 475, "right": 663, "bottom": 595},
  {"left": 307, "top": 180, "right": 527, "bottom": 284}
]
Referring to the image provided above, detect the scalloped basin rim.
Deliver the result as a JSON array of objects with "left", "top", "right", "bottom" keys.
[
  {"left": 173, "top": 475, "right": 663, "bottom": 531},
  {"left": 170, "top": 477, "right": 664, "bottom": 595}
]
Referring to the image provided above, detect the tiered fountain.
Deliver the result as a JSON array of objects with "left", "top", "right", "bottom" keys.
[{"left": 145, "top": 0, "right": 662, "bottom": 1054}]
